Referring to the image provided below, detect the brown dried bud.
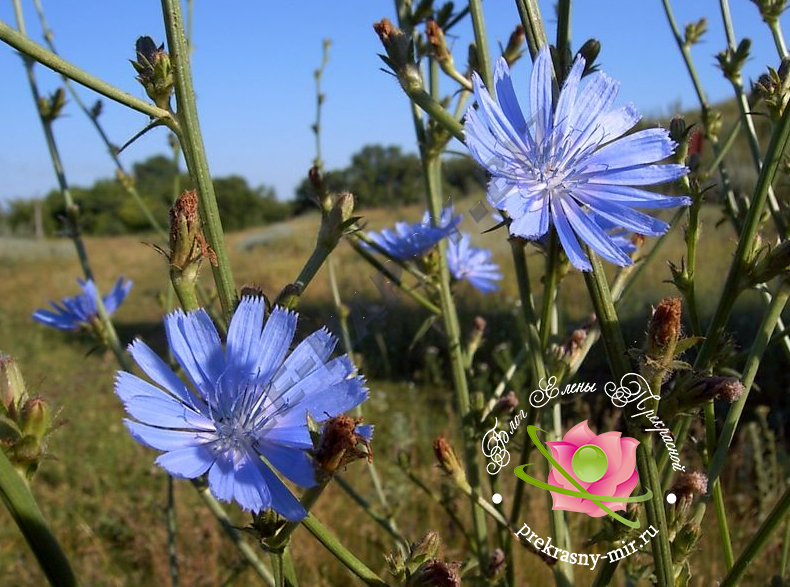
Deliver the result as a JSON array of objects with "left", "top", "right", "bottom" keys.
[
  {"left": 649, "top": 298, "right": 682, "bottom": 349},
  {"left": 408, "top": 560, "right": 461, "bottom": 587},
  {"left": 492, "top": 391, "right": 519, "bottom": 417},
  {"left": 670, "top": 470, "right": 708, "bottom": 517},
  {"left": 488, "top": 548, "right": 506, "bottom": 577},
  {"left": 433, "top": 437, "right": 469, "bottom": 491},
  {"left": 170, "top": 190, "right": 202, "bottom": 269},
  {"left": 503, "top": 25, "right": 525, "bottom": 65},
  {"left": 373, "top": 18, "right": 412, "bottom": 72},
  {"left": 426, "top": 21, "right": 451, "bottom": 62},
  {"left": 314, "top": 415, "right": 372, "bottom": 474}
]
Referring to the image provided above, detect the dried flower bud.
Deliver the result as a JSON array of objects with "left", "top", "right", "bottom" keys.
[
  {"left": 373, "top": 18, "right": 412, "bottom": 73},
  {"left": 426, "top": 21, "right": 451, "bottom": 63},
  {"left": 466, "top": 316, "right": 487, "bottom": 364},
  {"left": 314, "top": 415, "right": 372, "bottom": 474},
  {"left": 0, "top": 354, "right": 27, "bottom": 418},
  {"left": 433, "top": 437, "right": 469, "bottom": 491},
  {"left": 488, "top": 548, "right": 506, "bottom": 577},
  {"left": 648, "top": 297, "right": 682, "bottom": 350},
  {"left": 407, "top": 560, "right": 461, "bottom": 587},
  {"left": 746, "top": 238, "right": 790, "bottom": 286},
  {"left": 670, "top": 470, "right": 708, "bottom": 518},
  {"left": 131, "top": 36, "right": 173, "bottom": 110},
  {"left": 170, "top": 190, "right": 214, "bottom": 271},
  {"left": 684, "top": 18, "right": 708, "bottom": 46},
  {"left": 491, "top": 391, "right": 519, "bottom": 418},
  {"left": 503, "top": 25, "right": 525, "bottom": 66}
]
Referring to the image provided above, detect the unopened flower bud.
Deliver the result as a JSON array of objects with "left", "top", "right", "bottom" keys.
[
  {"left": 131, "top": 36, "right": 173, "bottom": 109},
  {"left": 684, "top": 18, "right": 708, "bottom": 46},
  {"left": 37, "top": 88, "right": 67, "bottom": 123},
  {"left": 717, "top": 39, "right": 751, "bottom": 83},
  {"left": 0, "top": 354, "right": 27, "bottom": 418},
  {"left": 491, "top": 391, "right": 519, "bottom": 418},
  {"left": 671, "top": 522, "right": 702, "bottom": 562},
  {"left": 314, "top": 415, "right": 372, "bottom": 474},
  {"left": 466, "top": 316, "right": 486, "bottom": 364},
  {"left": 503, "top": 25, "right": 525, "bottom": 66},
  {"left": 407, "top": 560, "right": 461, "bottom": 587},
  {"left": 662, "top": 376, "right": 743, "bottom": 417},
  {"left": 373, "top": 18, "right": 412, "bottom": 73},
  {"left": 642, "top": 298, "right": 683, "bottom": 384},
  {"left": 702, "top": 108, "right": 723, "bottom": 141},
  {"left": 19, "top": 397, "right": 51, "bottom": 442},
  {"left": 746, "top": 239, "right": 790, "bottom": 286},
  {"left": 410, "top": 531, "right": 441, "bottom": 566},
  {"left": 90, "top": 100, "right": 103, "bottom": 119},
  {"left": 426, "top": 21, "right": 451, "bottom": 63},
  {"left": 433, "top": 437, "right": 469, "bottom": 491},
  {"left": 750, "top": 0, "right": 788, "bottom": 24},
  {"left": 488, "top": 548, "right": 506, "bottom": 577},
  {"left": 576, "top": 39, "right": 601, "bottom": 76}
]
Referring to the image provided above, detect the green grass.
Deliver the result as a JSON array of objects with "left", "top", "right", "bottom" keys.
[{"left": 0, "top": 198, "right": 784, "bottom": 586}]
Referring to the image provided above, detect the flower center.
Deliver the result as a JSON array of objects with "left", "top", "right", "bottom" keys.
[{"left": 571, "top": 444, "right": 608, "bottom": 483}]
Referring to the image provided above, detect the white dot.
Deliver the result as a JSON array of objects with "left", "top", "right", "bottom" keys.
[
  {"left": 492, "top": 493, "right": 503, "bottom": 504},
  {"left": 666, "top": 493, "right": 677, "bottom": 504}
]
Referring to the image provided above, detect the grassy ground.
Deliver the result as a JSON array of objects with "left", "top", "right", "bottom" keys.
[{"left": 0, "top": 198, "right": 784, "bottom": 586}]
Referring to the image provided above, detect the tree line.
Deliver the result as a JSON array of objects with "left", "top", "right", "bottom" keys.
[{"left": 2, "top": 145, "right": 486, "bottom": 236}]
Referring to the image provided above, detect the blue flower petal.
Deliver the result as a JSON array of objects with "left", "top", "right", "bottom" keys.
[
  {"left": 559, "top": 197, "right": 633, "bottom": 266},
  {"left": 156, "top": 445, "right": 215, "bottom": 478},
  {"left": 552, "top": 199, "right": 591, "bottom": 271},
  {"left": 493, "top": 57, "right": 528, "bottom": 135},
  {"left": 226, "top": 297, "right": 265, "bottom": 379},
  {"left": 255, "top": 460, "right": 307, "bottom": 521},
  {"left": 585, "top": 128, "right": 677, "bottom": 171},
  {"left": 530, "top": 45, "right": 554, "bottom": 144},
  {"left": 128, "top": 340, "right": 201, "bottom": 409},
  {"left": 125, "top": 420, "right": 212, "bottom": 451},
  {"left": 257, "top": 442, "right": 317, "bottom": 488},
  {"left": 587, "top": 163, "right": 688, "bottom": 186}
]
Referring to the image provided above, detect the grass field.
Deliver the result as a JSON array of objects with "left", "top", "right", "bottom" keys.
[{"left": 0, "top": 198, "right": 784, "bottom": 586}]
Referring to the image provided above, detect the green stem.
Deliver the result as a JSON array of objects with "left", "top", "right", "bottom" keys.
[
  {"left": 539, "top": 229, "right": 560, "bottom": 347},
  {"left": 301, "top": 514, "right": 390, "bottom": 587},
  {"left": 718, "top": 0, "right": 787, "bottom": 237},
  {"left": 768, "top": 19, "right": 789, "bottom": 58},
  {"left": 694, "top": 93, "right": 790, "bottom": 371},
  {"left": 702, "top": 118, "right": 741, "bottom": 180},
  {"left": 398, "top": 83, "right": 465, "bottom": 142},
  {"left": 707, "top": 280, "right": 790, "bottom": 485},
  {"left": 582, "top": 249, "right": 673, "bottom": 587},
  {"left": 719, "top": 484, "right": 790, "bottom": 587},
  {"left": 161, "top": 0, "right": 238, "bottom": 322},
  {"left": 0, "top": 19, "right": 170, "bottom": 120},
  {"left": 166, "top": 476, "right": 180, "bottom": 587},
  {"left": 346, "top": 239, "right": 441, "bottom": 315},
  {"left": 0, "top": 449, "right": 80, "bottom": 587},
  {"left": 704, "top": 401, "right": 734, "bottom": 568},
  {"left": 468, "top": 0, "right": 492, "bottom": 88},
  {"left": 555, "top": 0, "right": 572, "bottom": 76},
  {"left": 514, "top": 0, "right": 550, "bottom": 60},
  {"left": 192, "top": 481, "right": 275, "bottom": 586},
  {"left": 334, "top": 477, "right": 408, "bottom": 549},
  {"left": 424, "top": 154, "right": 489, "bottom": 569}
]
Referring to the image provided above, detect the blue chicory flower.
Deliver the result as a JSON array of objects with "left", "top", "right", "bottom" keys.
[
  {"left": 366, "top": 206, "right": 462, "bottom": 261},
  {"left": 32, "top": 277, "right": 132, "bottom": 330},
  {"left": 115, "top": 297, "right": 370, "bottom": 520},
  {"left": 464, "top": 47, "right": 690, "bottom": 271},
  {"left": 447, "top": 234, "right": 503, "bottom": 293}
]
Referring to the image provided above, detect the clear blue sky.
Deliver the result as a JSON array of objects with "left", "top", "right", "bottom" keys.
[{"left": 1, "top": 0, "right": 787, "bottom": 204}]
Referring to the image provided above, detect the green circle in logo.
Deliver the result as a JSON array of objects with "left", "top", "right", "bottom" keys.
[{"left": 572, "top": 444, "right": 608, "bottom": 483}]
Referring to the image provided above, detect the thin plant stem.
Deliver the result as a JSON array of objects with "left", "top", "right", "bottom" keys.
[
  {"left": 768, "top": 19, "right": 789, "bottom": 57},
  {"left": 424, "top": 154, "right": 489, "bottom": 569},
  {"left": 582, "top": 249, "right": 673, "bottom": 587},
  {"left": 161, "top": 0, "right": 238, "bottom": 322},
  {"left": 719, "top": 484, "right": 790, "bottom": 587},
  {"left": 0, "top": 450, "right": 81, "bottom": 587},
  {"left": 555, "top": 0, "right": 572, "bottom": 76},
  {"left": 0, "top": 19, "right": 170, "bottom": 121},
  {"left": 702, "top": 118, "right": 742, "bottom": 179},
  {"left": 718, "top": 0, "right": 787, "bottom": 237},
  {"left": 301, "top": 514, "right": 390, "bottom": 587},
  {"left": 468, "top": 0, "right": 492, "bottom": 88},
  {"left": 693, "top": 92, "right": 790, "bottom": 372},
  {"left": 707, "top": 279, "right": 790, "bottom": 485},
  {"left": 166, "top": 476, "right": 179, "bottom": 587},
  {"left": 193, "top": 481, "right": 275, "bottom": 586},
  {"left": 31, "top": 0, "right": 169, "bottom": 241},
  {"left": 703, "top": 401, "right": 734, "bottom": 568},
  {"left": 781, "top": 517, "right": 790, "bottom": 578},
  {"left": 514, "top": 0, "right": 550, "bottom": 60},
  {"left": 11, "top": 0, "right": 131, "bottom": 372},
  {"left": 334, "top": 477, "right": 408, "bottom": 549}
]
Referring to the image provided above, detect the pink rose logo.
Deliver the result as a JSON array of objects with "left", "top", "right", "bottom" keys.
[{"left": 546, "top": 421, "right": 639, "bottom": 517}]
